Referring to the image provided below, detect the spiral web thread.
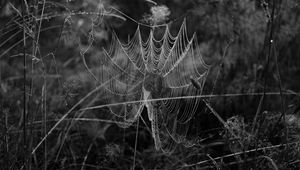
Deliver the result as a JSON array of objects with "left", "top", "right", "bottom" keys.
[{"left": 91, "top": 19, "right": 210, "bottom": 153}]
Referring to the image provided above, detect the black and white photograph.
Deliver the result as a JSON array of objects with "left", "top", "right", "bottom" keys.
[{"left": 0, "top": 0, "right": 300, "bottom": 169}]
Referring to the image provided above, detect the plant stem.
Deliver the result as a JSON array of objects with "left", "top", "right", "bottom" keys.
[
  {"left": 21, "top": 0, "right": 27, "bottom": 168},
  {"left": 132, "top": 118, "right": 140, "bottom": 170},
  {"left": 263, "top": 0, "right": 276, "bottom": 93}
]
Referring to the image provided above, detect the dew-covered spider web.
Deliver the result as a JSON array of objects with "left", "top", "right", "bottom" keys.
[{"left": 88, "top": 19, "right": 210, "bottom": 153}]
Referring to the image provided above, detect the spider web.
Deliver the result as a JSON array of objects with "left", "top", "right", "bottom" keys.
[{"left": 90, "top": 19, "right": 210, "bottom": 153}]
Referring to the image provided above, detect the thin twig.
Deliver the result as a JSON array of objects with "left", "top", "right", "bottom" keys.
[
  {"left": 21, "top": 0, "right": 28, "bottom": 168},
  {"left": 38, "top": 1, "right": 48, "bottom": 170},
  {"left": 180, "top": 141, "right": 299, "bottom": 169},
  {"left": 254, "top": 0, "right": 278, "bottom": 167},
  {"left": 208, "top": 38, "right": 234, "bottom": 104},
  {"left": 132, "top": 117, "right": 140, "bottom": 170},
  {"left": 81, "top": 91, "right": 299, "bottom": 111}
]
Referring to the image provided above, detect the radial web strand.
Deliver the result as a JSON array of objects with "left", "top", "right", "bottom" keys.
[{"left": 88, "top": 19, "right": 210, "bottom": 152}]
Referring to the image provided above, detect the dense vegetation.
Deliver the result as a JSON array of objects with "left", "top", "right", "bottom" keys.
[{"left": 0, "top": 0, "right": 300, "bottom": 169}]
